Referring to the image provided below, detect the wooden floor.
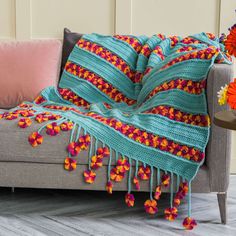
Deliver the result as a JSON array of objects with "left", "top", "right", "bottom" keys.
[{"left": 0, "top": 177, "right": 236, "bottom": 236}]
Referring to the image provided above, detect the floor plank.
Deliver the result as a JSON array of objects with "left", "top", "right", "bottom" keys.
[{"left": 0, "top": 176, "right": 236, "bottom": 236}]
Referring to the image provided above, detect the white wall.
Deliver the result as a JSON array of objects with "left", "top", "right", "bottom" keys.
[{"left": 0, "top": 0, "right": 236, "bottom": 172}]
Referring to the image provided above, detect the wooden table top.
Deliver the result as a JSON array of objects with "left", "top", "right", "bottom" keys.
[{"left": 214, "top": 110, "right": 236, "bottom": 130}]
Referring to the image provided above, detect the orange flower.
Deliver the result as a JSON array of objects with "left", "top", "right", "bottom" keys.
[
  {"left": 60, "top": 122, "right": 73, "bottom": 131},
  {"left": 133, "top": 177, "right": 140, "bottom": 191},
  {"left": 35, "top": 113, "right": 48, "bottom": 123},
  {"left": 90, "top": 155, "right": 103, "bottom": 169},
  {"left": 110, "top": 167, "right": 124, "bottom": 182},
  {"left": 174, "top": 196, "right": 181, "bottom": 207},
  {"left": 78, "top": 135, "right": 91, "bottom": 150},
  {"left": 225, "top": 25, "right": 236, "bottom": 57},
  {"left": 46, "top": 122, "right": 60, "bottom": 136},
  {"left": 18, "top": 118, "right": 32, "bottom": 128},
  {"left": 67, "top": 142, "right": 80, "bottom": 156},
  {"left": 5, "top": 112, "right": 18, "bottom": 120},
  {"left": 227, "top": 79, "right": 236, "bottom": 109},
  {"left": 96, "top": 147, "right": 110, "bottom": 157},
  {"left": 183, "top": 217, "right": 197, "bottom": 230},
  {"left": 64, "top": 157, "right": 77, "bottom": 171},
  {"left": 19, "top": 110, "right": 35, "bottom": 117},
  {"left": 138, "top": 166, "right": 151, "bottom": 180},
  {"left": 154, "top": 186, "right": 162, "bottom": 200},
  {"left": 125, "top": 193, "right": 135, "bottom": 207},
  {"left": 164, "top": 207, "right": 178, "bottom": 221},
  {"left": 144, "top": 199, "right": 158, "bottom": 214},
  {"left": 83, "top": 170, "right": 96, "bottom": 184},
  {"left": 28, "top": 132, "right": 43, "bottom": 147},
  {"left": 161, "top": 174, "right": 170, "bottom": 187},
  {"left": 116, "top": 158, "right": 130, "bottom": 173},
  {"left": 106, "top": 181, "right": 113, "bottom": 194}
]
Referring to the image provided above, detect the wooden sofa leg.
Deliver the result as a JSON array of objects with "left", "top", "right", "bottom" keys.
[{"left": 217, "top": 192, "right": 227, "bottom": 224}]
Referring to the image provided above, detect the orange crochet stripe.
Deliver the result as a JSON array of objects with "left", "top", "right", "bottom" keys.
[
  {"left": 42, "top": 105, "right": 204, "bottom": 163},
  {"left": 77, "top": 39, "right": 137, "bottom": 82},
  {"left": 140, "top": 44, "right": 152, "bottom": 58},
  {"left": 65, "top": 62, "right": 136, "bottom": 105},
  {"left": 58, "top": 88, "right": 90, "bottom": 109},
  {"left": 113, "top": 35, "right": 143, "bottom": 53},
  {"left": 147, "top": 78, "right": 206, "bottom": 100},
  {"left": 140, "top": 34, "right": 166, "bottom": 58},
  {"left": 144, "top": 105, "right": 210, "bottom": 127},
  {"left": 160, "top": 46, "right": 219, "bottom": 70},
  {"left": 169, "top": 36, "right": 180, "bottom": 47},
  {"left": 153, "top": 46, "right": 165, "bottom": 60},
  {"left": 180, "top": 37, "right": 201, "bottom": 45}
]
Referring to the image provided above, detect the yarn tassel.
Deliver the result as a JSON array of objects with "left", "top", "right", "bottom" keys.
[
  {"left": 133, "top": 160, "right": 140, "bottom": 190},
  {"left": 154, "top": 168, "right": 162, "bottom": 200},
  {"left": 64, "top": 124, "right": 77, "bottom": 171},
  {"left": 182, "top": 182, "right": 197, "bottom": 230},
  {"left": 106, "top": 146, "right": 113, "bottom": 194},
  {"left": 125, "top": 159, "right": 135, "bottom": 207},
  {"left": 28, "top": 118, "right": 65, "bottom": 147},
  {"left": 164, "top": 172, "right": 178, "bottom": 221},
  {"left": 83, "top": 135, "right": 96, "bottom": 184},
  {"left": 144, "top": 166, "right": 158, "bottom": 215}
]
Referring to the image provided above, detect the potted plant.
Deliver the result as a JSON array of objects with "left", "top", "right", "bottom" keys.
[{"left": 218, "top": 24, "right": 236, "bottom": 112}]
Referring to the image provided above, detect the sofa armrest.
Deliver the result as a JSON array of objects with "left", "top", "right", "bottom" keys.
[{"left": 206, "top": 63, "right": 233, "bottom": 192}]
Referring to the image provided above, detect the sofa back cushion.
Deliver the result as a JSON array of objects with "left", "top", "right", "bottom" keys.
[
  {"left": 0, "top": 40, "right": 62, "bottom": 109},
  {"left": 61, "top": 28, "right": 83, "bottom": 76}
]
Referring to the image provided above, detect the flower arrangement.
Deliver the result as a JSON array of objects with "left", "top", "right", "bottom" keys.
[{"left": 218, "top": 22, "right": 236, "bottom": 109}]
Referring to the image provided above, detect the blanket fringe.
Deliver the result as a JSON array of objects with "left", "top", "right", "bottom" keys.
[{"left": 0, "top": 106, "right": 197, "bottom": 230}]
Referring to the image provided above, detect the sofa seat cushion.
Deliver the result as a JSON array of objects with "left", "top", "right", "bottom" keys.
[
  {"left": 0, "top": 117, "right": 89, "bottom": 164},
  {"left": 0, "top": 116, "right": 135, "bottom": 166}
]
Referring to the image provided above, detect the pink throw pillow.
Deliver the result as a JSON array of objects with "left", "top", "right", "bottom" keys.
[{"left": 0, "top": 40, "right": 62, "bottom": 108}]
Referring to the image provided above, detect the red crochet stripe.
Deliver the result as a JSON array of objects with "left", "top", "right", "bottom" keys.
[
  {"left": 65, "top": 62, "right": 136, "bottom": 105},
  {"left": 77, "top": 39, "right": 137, "bottom": 82},
  {"left": 58, "top": 88, "right": 90, "bottom": 109},
  {"left": 43, "top": 105, "right": 205, "bottom": 163},
  {"left": 153, "top": 46, "right": 165, "bottom": 60},
  {"left": 160, "top": 46, "right": 219, "bottom": 71},
  {"left": 113, "top": 35, "right": 143, "bottom": 54},
  {"left": 140, "top": 44, "right": 152, "bottom": 58},
  {"left": 169, "top": 36, "right": 180, "bottom": 47},
  {"left": 144, "top": 105, "right": 210, "bottom": 127},
  {"left": 147, "top": 78, "right": 206, "bottom": 100}
]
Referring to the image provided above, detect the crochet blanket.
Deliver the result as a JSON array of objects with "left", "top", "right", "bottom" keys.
[{"left": 0, "top": 33, "right": 231, "bottom": 230}]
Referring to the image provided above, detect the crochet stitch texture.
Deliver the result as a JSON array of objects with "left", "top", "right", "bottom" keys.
[{"left": 0, "top": 32, "right": 232, "bottom": 230}]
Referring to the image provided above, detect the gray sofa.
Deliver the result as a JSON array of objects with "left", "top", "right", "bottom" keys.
[{"left": 0, "top": 63, "right": 233, "bottom": 224}]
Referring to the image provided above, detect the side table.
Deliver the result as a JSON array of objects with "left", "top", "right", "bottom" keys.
[{"left": 214, "top": 110, "right": 236, "bottom": 130}]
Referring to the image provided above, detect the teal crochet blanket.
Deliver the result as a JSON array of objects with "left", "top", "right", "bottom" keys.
[{"left": 0, "top": 33, "right": 231, "bottom": 230}]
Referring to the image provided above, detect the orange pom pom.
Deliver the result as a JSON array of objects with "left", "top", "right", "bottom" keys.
[
  {"left": 154, "top": 186, "right": 162, "bottom": 200},
  {"left": 28, "top": 132, "right": 43, "bottom": 147},
  {"left": 125, "top": 193, "right": 135, "bottom": 207},
  {"left": 116, "top": 158, "right": 130, "bottom": 173},
  {"left": 106, "top": 181, "right": 113, "bottom": 194},
  {"left": 83, "top": 170, "right": 96, "bottom": 184},
  {"left": 110, "top": 167, "right": 124, "bottom": 182},
  {"left": 161, "top": 174, "right": 170, "bottom": 187},
  {"left": 133, "top": 177, "right": 140, "bottom": 191},
  {"left": 144, "top": 199, "right": 158, "bottom": 214},
  {"left": 18, "top": 118, "right": 32, "bottom": 128},
  {"left": 164, "top": 207, "right": 178, "bottom": 221},
  {"left": 64, "top": 157, "right": 77, "bottom": 171},
  {"left": 138, "top": 166, "right": 151, "bottom": 180},
  {"left": 183, "top": 217, "right": 197, "bottom": 230}
]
